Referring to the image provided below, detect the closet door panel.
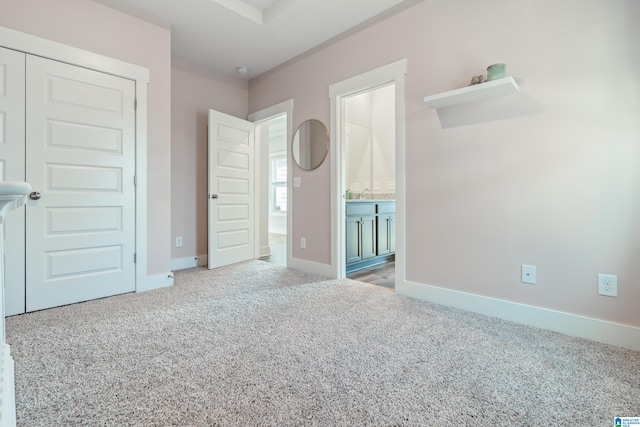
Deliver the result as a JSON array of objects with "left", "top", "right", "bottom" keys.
[{"left": 25, "top": 55, "right": 136, "bottom": 312}]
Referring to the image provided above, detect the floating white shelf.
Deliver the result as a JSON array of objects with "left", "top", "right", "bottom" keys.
[{"left": 423, "top": 76, "right": 520, "bottom": 108}]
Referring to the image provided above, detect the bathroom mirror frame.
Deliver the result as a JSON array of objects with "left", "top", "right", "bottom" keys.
[{"left": 292, "top": 119, "right": 330, "bottom": 170}]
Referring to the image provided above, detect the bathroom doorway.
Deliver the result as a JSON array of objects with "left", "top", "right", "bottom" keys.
[
  {"left": 343, "top": 84, "right": 396, "bottom": 287},
  {"left": 329, "top": 59, "right": 407, "bottom": 286},
  {"left": 255, "top": 114, "right": 288, "bottom": 266}
]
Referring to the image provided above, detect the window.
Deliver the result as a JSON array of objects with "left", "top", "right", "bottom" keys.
[{"left": 271, "top": 155, "right": 287, "bottom": 212}]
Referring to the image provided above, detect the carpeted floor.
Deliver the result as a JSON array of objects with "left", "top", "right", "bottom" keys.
[{"left": 6, "top": 260, "right": 640, "bottom": 426}]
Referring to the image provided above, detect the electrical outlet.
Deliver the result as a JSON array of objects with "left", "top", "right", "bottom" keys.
[
  {"left": 521, "top": 264, "right": 536, "bottom": 284},
  {"left": 598, "top": 274, "right": 618, "bottom": 297},
  {"left": 300, "top": 237, "right": 306, "bottom": 249},
  {"left": 176, "top": 236, "right": 183, "bottom": 247}
]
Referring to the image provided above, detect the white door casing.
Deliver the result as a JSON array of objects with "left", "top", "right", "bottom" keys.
[
  {"left": 248, "top": 99, "right": 294, "bottom": 268},
  {"left": 329, "top": 59, "right": 407, "bottom": 280},
  {"left": 25, "top": 55, "right": 136, "bottom": 312},
  {"left": 0, "top": 47, "right": 27, "bottom": 315},
  {"left": 208, "top": 110, "right": 255, "bottom": 269}
]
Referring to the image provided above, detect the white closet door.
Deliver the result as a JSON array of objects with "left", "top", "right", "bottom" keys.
[
  {"left": 0, "top": 47, "right": 26, "bottom": 315},
  {"left": 25, "top": 55, "right": 136, "bottom": 312}
]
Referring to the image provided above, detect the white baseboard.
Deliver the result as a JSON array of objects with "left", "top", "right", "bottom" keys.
[
  {"left": 137, "top": 272, "right": 174, "bottom": 293},
  {"left": 171, "top": 257, "right": 198, "bottom": 271},
  {"left": 259, "top": 246, "right": 271, "bottom": 259},
  {"left": 397, "top": 279, "right": 640, "bottom": 352},
  {"left": 171, "top": 255, "right": 208, "bottom": 271},
  {"left": 1, "top": 343, "right": 16, "bottom": 427},
  {"left": 288, "top": 257, "right": 334, "bottom": 278}
]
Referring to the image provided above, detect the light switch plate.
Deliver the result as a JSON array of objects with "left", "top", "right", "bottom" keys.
[
  {"left": 293, "top": 177, "right": 301, "bottom": 188},
  {"left": 521, "top": 264, "right": 536, "bottom": 284}
]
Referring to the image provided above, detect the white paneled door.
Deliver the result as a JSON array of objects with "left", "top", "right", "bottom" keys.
[
  {"left": 23, "top": 56, "right": 136, "bottom": 312},
  {"left": 208, "top": 110, "right": 255, "bottom": 269}
]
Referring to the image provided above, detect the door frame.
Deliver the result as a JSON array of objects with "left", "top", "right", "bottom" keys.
[
  {"left": 329, "top": 59, "right": 407, "bottom": 280},
  {"left": 248, "top": 99, "right": 294, "bottom": 267},
  {"left": 0, "top": 25, "right": 150, "bottom": 292}
]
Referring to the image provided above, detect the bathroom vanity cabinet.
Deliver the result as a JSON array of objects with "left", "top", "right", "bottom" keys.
[{"left": 346, "top": 201, "right": 395, "bottom": 273}]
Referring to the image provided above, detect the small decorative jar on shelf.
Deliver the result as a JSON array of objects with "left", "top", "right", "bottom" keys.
[{"left": 486, "top": 63, "right": 506, "bottom": 81}]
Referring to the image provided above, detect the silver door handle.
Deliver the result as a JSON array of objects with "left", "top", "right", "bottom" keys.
[{"left": 29, "top": 191, "right": 41, "bottom": 200}]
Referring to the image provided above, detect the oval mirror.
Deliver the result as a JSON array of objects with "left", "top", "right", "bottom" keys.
[{"left": 292, "top": 119, "right": 329, "bottom": 170}]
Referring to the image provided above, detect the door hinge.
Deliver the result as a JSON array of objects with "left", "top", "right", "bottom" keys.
[
  {"left": 134, "top": 253, "right": 137, "bottom": 263},
  {"left": 134, "top": 99, "right": 137, "bottom": 110},
  {"left": 134, "top": 175, "right": 137, "bottom": 187}
]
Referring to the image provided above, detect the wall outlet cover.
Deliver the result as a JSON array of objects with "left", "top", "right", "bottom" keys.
[{"left": 598, "top": 273, "right": 618, "bottom": 297}]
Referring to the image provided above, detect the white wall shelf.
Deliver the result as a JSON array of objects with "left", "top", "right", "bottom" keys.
[{"left": 423, "top": 76, "right": 520, "bottom": 108}]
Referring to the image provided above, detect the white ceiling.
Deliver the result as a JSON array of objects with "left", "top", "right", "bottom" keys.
[{"left": 93, "top": 0, "right": 419, "bottom": 79}]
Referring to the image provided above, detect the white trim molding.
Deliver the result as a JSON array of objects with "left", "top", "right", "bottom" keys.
[
  {"left": 288, "top": 258, "right": 333, "bottom": 278},
  {"left": 171, "top": 257, "right": 199, "bottom": 271},
  {"left": 1, "top": 344, "right": 16, "bottom": 427},
  {"left": 138, "top": 273, "right": 175, "bottom": 293},
  {"left": 259, "top": 246, "right": 271, "bottom": 259},
  {"left": 329, "top": 59, "right": 407, "bottom": 280},
  {"left": 397, "top": 280, "right": 640, "bottom": 352},
  {"left": 171, "top": 255, "right": 208, "bottom": 271},
  {"left": 248, "top": 99, "right": 294, "bottom": 269}
]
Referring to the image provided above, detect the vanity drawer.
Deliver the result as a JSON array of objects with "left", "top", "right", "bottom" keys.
[
  {"left": 377, "top": 202, "right": 395, "bottom": 214},
  {"left": 346, "top": 202, "right": 376, "bottom": 216}
]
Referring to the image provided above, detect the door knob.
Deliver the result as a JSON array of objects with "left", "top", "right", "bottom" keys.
[
  {"left": 29, "top": 191, "right": 41, "bottom": 200},
  {"left": 210, "top": 194, "right": 219, "bottom": 199}
]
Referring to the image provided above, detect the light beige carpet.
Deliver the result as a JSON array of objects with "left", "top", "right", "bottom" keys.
[{"left": 6, "top": 260, "right": 640, "bottom": 426}]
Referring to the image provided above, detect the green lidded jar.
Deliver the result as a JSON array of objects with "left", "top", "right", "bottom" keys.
[{"left": 487, "top": 63, "right": 506, "bottom": 81}]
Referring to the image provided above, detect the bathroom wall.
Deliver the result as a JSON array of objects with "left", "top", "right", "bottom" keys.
[
  {"left": 371, "top": 85, "right": 395, "bottom": 196},
  {"left": 268, "top": 117, "right": 287, "bottom": 235},
  {"left": 345, "top": 85, "right": 395, "bottom": 199}
]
